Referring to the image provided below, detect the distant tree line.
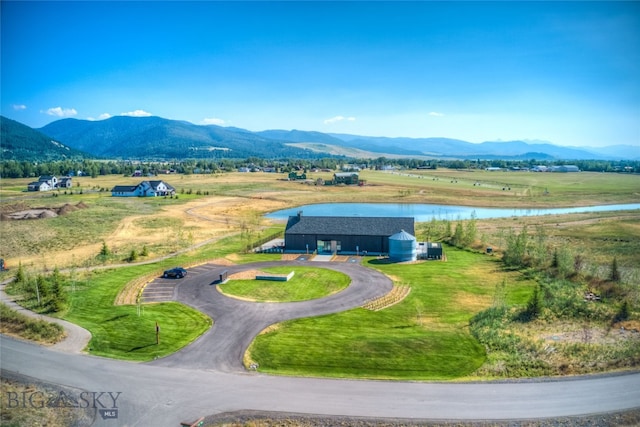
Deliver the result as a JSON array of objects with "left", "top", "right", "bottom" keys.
[{"left": 1, "top": 157, "right": 638, "bottom": 179}]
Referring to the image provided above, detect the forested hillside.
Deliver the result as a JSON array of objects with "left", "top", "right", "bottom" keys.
[{"left": 0, "top": 116, "right": 88, "bottom": 161}]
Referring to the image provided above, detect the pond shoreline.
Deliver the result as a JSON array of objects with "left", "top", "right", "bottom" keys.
[{"left": 266, "top": 202, "right": 640, "bottom": 222}]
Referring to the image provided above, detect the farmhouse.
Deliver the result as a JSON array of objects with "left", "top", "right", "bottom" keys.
[
  {"left": 333, "top": 172, "right": 359, "bottom": 185},
  {"left": 27, "top": 181, "right": 52, "bottom": 192},
  {"left": 284, "top": 212, "right": 414, "bottom": 255},
  {"left": 58, "top": 177, "right": 73, "bottom": 188},
  {"left": 26, "top": 175, "right": 73, "bottom": 192},
  {"left": 111, "top": 180, "right": 176, "bottom": 197}
]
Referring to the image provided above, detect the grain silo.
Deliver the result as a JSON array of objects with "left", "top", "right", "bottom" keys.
[{"left": 388, "top": 230, "right": 417, "bottom": 262}]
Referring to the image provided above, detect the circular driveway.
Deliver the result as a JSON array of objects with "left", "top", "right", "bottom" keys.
[{"left": 148, "top": 260, "right": 393, "bottom": 371}]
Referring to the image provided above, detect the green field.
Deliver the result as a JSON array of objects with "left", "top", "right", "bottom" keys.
[
  {"left": 64, "top": 266, "right": 211, "bottom": 361},
  {"left": 247, "top": 249, "right": 535, "bottom": 380}
]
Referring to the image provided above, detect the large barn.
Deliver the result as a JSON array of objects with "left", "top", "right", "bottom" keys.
[{"left": 284, "top": 212, "right": 414, "bottom": 255}]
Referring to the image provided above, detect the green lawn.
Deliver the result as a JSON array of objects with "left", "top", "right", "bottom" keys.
[
  {"left": 64, "top": 265, "right": 211, "bottom": 361},
  {"left": 248, "top": 247, "right": 535, "bottom": 380},
  {"left": 219, "top": 267, "right": 349, "bottom": 302}
]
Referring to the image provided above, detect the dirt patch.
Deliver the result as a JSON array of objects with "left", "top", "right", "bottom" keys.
[
  {"left": 228, "top": 270, "right": 269, "bottom": 280},
  {"left": 538, "top": 321, "right": 640, "bottom": 345},
  {"left": 209, "top": 258, "right": 236, "bottom": 266},
  {"left": 202, "top": 409, "right": 640, "bottom": 427},
  {"left": 2, "top": 202, "right": 88, "bottom": 220}
]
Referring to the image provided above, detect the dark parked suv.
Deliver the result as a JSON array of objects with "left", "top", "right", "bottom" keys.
[{"left": 163, "top": 267, "right": 187, "bottom": 279}]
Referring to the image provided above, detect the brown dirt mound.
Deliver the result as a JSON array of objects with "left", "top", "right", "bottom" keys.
[
  {"left": 2, "top": 201, "right": 88, "bottom": 221},
  {"left": 56, "top": 203, "right": 78, "bottom": 215},
  {"left": 38, "top": 210, "right": 57, "bottom": 219}
]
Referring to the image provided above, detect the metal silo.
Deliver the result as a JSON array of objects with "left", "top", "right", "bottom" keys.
[{"left": 388, "top": 230, "right": 417, "bottom": 262}]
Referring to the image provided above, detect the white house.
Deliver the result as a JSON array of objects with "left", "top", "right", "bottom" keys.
[
  {"left": 27, "top": 181, "right": 52, "bottom": 192},
  {"left": 111, "top": 180, "right": 176, "bottom": 197},
  {"left": 58, "top": 177, "right": 73, "bottom": 188},
  {"left": 39, "top": 175, "right": 58, "bottom": 188},
  {"left": 27, "top": 175, "right": 71, "bottom": 191}
]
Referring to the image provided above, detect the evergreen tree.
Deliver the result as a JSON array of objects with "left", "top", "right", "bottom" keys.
[
  {"left": 50, "top": 268, "right": 68, "bottom": 312},
  {"left": 610, "top": 257, "right": 621, "bottom": 282},
  {"left": 523, "top": 285, "right": 542, "bottom": 321},
  {"left": 15, "top": 262, "right": 25, "bottom": 283},
  {"left": 99, "top": 241, "right": 110, "bottom": 260},
  {"left": 452, "top": 222, "right": 464, "bottom": 247},
  {"left": 463, "top": 211, "right": 478, "bottom": 247}
]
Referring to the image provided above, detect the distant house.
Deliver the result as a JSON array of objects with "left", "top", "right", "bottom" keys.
[
  {"left": 58, "top": 177, "right": 73, "bottom": 188},
  {"left": 39, "top": 175, "right": 58, "bottom": 188},
  {"left": 27, "top": 175, "right": 69, "bottom": 191},
  {"left": 531, "top": 166, "right": 548, "bottom": 172},
  {"left": 111, "top": 180, "right": 176, "bottom": 197},
  {"left": 550, "top": 165, "right": 580, "bottom": 173},
  {"left": 334, "top": 172, "right": 359, "bottom": 185},
  {"left": 27, "top": 181, "right": 51, "bottom": 192}
]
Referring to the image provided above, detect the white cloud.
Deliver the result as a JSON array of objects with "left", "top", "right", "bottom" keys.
[
  {"left": 324, "top": 116, "right": 356, "bottom": 124},
  {"left": 201, "top": 117, "right": 225, "bottom": 125},
  {"left": 87, "top": 113, "right": 112, "bottom": 121},
  {"left": 12, "top": 104, "right": 27, "bottom": 111},
  {"left": 428, "top": 112, "right": 445, "bottom": 117},
  {"left": 120, "top": 109, "right": 152, "bottom": 117},
  {"left": 44, "top": 107, "right": 78, "bottom": 117}
]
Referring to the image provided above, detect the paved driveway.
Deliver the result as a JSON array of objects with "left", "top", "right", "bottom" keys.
[{"left": 149, "top": 260, "right": 393, "bottom": 371}]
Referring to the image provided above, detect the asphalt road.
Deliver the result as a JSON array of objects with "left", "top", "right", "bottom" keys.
[{"left": 2, "top": 260, "right": 640, "bottom": 426}]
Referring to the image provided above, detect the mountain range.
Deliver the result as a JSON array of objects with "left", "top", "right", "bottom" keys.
[{"left": 1, "top": 115, "right": 637, "bottom": 161}]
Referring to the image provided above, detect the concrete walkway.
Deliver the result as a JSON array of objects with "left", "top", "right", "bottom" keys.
[{"left": 0, "top": 279, "right": 91, "bottom": 354}]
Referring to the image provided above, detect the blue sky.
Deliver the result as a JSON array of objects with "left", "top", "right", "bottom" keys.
[{"left": 2, "top": 1, "right": 639, "bottom": 148}]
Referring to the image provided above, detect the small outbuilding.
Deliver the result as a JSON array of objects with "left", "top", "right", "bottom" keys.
[{"left": 419, "top": 242, "right": 443, "bottom": 260}]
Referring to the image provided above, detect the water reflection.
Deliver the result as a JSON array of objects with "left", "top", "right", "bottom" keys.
[{"left": 266, "top": 203, "right": 640, "bottom": 222}]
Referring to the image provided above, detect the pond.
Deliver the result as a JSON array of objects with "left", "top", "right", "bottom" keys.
[{"left": 266, "top": 202, "right": 640, "bottom": 222}]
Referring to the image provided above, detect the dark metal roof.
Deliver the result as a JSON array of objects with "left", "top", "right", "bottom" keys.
[
  {"left": 111, "top": 185, "right": 138, "bottom": 192},
  {"left": 285, "top": 215, "right": 414, "bottom": 237}
]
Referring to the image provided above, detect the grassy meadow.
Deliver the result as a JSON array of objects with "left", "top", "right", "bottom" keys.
[{"left": 1, "top": 169, "right": 639, "bottom": 376}]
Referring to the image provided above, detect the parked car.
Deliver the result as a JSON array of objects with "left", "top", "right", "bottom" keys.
[{"left": 163, "top": 267, "right": 187, "bottom": 279}]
